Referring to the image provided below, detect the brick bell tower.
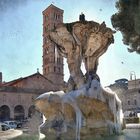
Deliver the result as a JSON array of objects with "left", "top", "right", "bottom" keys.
[{"left": 42, "top": 4, "right": 64, "bottom": 88}]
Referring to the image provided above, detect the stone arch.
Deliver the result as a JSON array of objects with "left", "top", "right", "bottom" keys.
[
  {"left": 28, "top": 105, "right": 36, "bottom": 118},
  {"left": 14, "top": 105, "right": 25, "bottom": 120},
  {"left": 0, "top": 105, "right": 10, "bottom": 121}
]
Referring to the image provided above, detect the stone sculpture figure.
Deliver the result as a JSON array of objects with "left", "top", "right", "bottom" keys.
[
  {"left": 35, "top": 18, "right": 124, "bottom": 140},
  {"left": 49, "top": 20, "right": 115, "bottom": 90},
  {"left": 48, "top": 24, "right": 84, "bottom": 89},
  {"left": 79, "top": 13, "right": 85, "bottom": 21}
]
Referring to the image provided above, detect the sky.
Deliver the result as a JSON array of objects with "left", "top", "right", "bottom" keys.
[{"left": 0, "top": 0, "right": 140, "bottom": 86}]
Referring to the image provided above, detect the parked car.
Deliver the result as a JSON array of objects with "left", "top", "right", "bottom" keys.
[
  {"left": 0, "top": 122, "right": 11, "bottom": 131},
  {"left": 16, "top": 121, "right": 22, "bottom": 128},
  {"left": 4, "top": 121, "right": 17, "bottom": 129}
]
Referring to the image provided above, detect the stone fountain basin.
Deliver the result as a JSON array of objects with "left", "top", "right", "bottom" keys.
[{"left": 35, "top": 92, "right": 114, "bottom": 128}]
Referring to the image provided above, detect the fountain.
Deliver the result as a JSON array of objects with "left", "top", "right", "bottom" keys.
[{"left": 35, "top": 17, "right": 124, "bottom": 140}]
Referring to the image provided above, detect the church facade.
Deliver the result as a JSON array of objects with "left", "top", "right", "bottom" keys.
[{"left": 0, "top": 4, "right": 64, "bottom": 121}]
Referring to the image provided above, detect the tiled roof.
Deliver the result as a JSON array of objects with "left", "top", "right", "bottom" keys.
[
  {"left": 2, "top": 72, "right": 53, "bottom": 86},
  {"left": 43, "top": 4, "right": 63, "bottom": 13}
]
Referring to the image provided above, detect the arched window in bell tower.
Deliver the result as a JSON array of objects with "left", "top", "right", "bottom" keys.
[{"left": 46, "top": 48, "right": 49, "bottom": 54}]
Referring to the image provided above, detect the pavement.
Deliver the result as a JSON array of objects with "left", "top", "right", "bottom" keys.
[
  {"left": 0, "top": 129, "right": 23, "bottom": 140},
  {"left": 0, "top": 129, "right": 45, "bottom": 140},
  {"left": 126, "top": 123, "right": 140, "bottom": 129}
]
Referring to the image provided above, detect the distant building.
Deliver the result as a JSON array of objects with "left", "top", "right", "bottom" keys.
[
  {"left": 0, "top": 4, "right": 64, "bottom": 121},
  {"left": 123, "top": 78, "right": 140, "bottom": 114},
  {"left": 109, "top": 78, "right": 140, "bottom": 116},
  {"left": 109, "top": 78, "right": 128, "bottom": 111}
]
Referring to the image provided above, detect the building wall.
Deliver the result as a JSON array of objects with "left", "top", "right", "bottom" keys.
[
  {"left": 123, "top": 79, "right": 140, "bottom": 112},
  {"left": 110, "top": 79, "right": 140, "bottom": 113},
  {"left": 10, "top": 73, "right": 58, "bottom": 91},
  {"left": 123, "top": 88, "right": 140, "bottom": 112},
  {"left": 128, "top": 79, "right": 140, "bottom": 90},
  {"left": 0, "top": 90, "right": 39, "bottom": 120},
  {"left": 0, "top": 72, "right": 62, "bottom": 121}
]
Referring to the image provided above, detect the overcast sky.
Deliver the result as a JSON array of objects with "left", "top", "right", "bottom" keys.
[{"left": 0, "top": 0, "right": 140, "bottom": 86}]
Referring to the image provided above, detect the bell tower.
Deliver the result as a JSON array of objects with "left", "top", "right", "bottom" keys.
[{"left": 42, "top": 4, "right": 64, "bottom": 88}]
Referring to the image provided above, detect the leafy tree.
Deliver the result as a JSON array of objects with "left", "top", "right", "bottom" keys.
[{"left": 111, "top": 0, "right": 140, "bottom": 54}]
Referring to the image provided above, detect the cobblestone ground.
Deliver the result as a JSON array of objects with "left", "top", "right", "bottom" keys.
[{"left": 0, "top": 129, "right": 23, "bottom": 140}]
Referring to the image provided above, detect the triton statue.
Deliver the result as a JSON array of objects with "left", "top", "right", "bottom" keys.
[{"left": 35, "top": 16, "right": 124, "bottom": 140}]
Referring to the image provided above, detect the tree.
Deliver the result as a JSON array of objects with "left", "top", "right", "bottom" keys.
[{"left": 111, "top": 0, "right": 140, "bottom": 54}]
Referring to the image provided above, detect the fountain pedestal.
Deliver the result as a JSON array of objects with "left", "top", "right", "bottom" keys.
[{"left": 35, "top": 20, "right": 124, "bottom": 140}]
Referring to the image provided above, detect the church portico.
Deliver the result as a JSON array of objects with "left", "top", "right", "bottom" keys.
[{"left": 0, "top": 90, "right": 38, "bottom": 121}]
